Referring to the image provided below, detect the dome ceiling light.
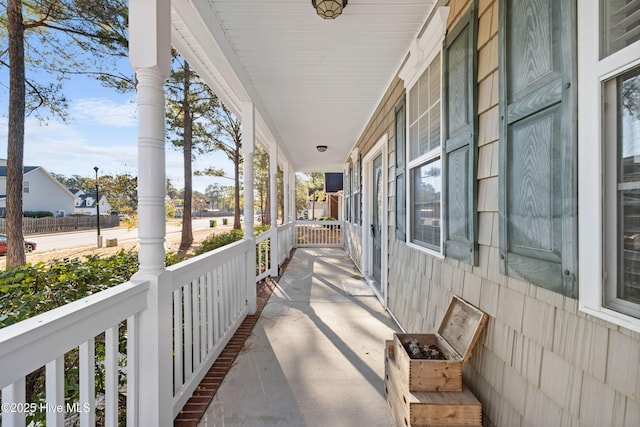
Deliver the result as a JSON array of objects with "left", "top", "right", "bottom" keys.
[{"left": 312, "top": 0, "right": 348, "bottom": 19}]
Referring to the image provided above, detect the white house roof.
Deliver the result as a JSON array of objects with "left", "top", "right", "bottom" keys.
[{"left": 171, "top": 0, "right": 438, "bottom": 172}]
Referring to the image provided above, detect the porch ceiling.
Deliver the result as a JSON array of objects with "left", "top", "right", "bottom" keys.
[{"left": 171, "top": 0, "right": 437, "bottom": 172}]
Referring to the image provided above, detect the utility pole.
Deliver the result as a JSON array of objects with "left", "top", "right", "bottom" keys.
[{"left": 94, "top": 166, "right": 102, "bottom": 247}]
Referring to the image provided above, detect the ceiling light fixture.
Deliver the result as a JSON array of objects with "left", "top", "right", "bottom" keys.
[
  {"left": 311, "top": 0, "right": 348, "bottom": 19},
  {"left": 316, "top": 145, "right": 328, "bottom": 152}
]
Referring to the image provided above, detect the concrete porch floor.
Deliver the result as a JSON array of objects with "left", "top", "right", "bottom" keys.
[{"left": 198, "top": 247, "right": 399, "bottom": 427}]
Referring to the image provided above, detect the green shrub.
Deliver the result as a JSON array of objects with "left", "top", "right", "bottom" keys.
[
  {"left": 195, "top": 229, "right": 245, "bottom": 255},
  {"left": 23, "top": 211, "right": 54, "bottom": 218},
  {"left": 194, "top": 225, "right": 271, "bottom": 256},
  {"left": 0, "top": 250, "right": 140, "bottom": 328}
]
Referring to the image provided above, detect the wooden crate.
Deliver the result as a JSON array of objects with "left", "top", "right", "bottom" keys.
[
  {"left": 392, "top": 296, "right": 488, "bottom": 392},
  {"left": 385, "top": 340, "right": 482, "bottom": 427}
]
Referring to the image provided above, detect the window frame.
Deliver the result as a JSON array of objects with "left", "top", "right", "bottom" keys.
[
  {"left": 579, "top": 0, "right": 640, "bottom": 331},
  {"left": 23, "top": 181, "right": 29, "bottom": 194},
  {"left": 398, "top": 6, "right": 449, "bottom": 257}
]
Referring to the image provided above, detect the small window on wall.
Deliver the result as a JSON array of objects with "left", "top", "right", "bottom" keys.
[
  {"left": 408, "top": 53, "right": 442, "bottom": 252},
  {"left": 23, "top": 181, "right": 30, "bottom": 194},
  {"left": 352, "top": 156, "right": 362, "bottom": 225}
]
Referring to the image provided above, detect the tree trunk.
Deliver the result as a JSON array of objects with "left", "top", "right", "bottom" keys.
[
  {"left": 233, "top": 149, "right": 241, "bottom": 230},
  {"left": 6, "top": 0, "right": 26, "bottom": 268},
  {"left": 180, "top": 61, "right": 194, "bottom": 251}
]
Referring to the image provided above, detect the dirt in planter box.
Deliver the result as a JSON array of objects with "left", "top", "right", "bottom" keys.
[{"left": 403, "top": 337, "right": 447, "bottom": 360}]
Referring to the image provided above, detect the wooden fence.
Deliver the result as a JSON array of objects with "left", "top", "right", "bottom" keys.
[{"left": 0, "top": 215, "right": 120, "bottom": 235}]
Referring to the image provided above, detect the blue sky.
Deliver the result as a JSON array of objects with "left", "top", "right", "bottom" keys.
[{"left": 0, "top": 61, "right": 235, "bottom": 194}]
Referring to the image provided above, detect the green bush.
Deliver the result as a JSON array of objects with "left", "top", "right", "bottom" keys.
[
  {"left": 0, "top": 250, "right": 140, "bottom": 328},
  {"left": 23, "top": 211, "right": 54, "bottom": 218},
  {"left": 195, "top": 229, "right": 245, "bottom": 255}
]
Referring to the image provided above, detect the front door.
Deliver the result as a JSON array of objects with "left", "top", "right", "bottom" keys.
[{"left": 372, "top": 154, "right": 383, "bottom": 289}]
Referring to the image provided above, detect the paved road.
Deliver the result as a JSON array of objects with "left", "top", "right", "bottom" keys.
[{"left": 26, "top": 217, "right": 233, "bottom": 252}]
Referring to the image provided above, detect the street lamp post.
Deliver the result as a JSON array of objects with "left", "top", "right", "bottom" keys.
[{"left": 94, "top": 166, "right": 102, "bottom": 247}]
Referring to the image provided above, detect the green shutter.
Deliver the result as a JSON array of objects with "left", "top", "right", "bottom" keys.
[
  {"left": 443, "top": 6, "right": 478, "bottom": 265},
  {"left": 499, "top": 0, "right": 577, "bottom": 297},
  {"left": 395, "top": 96, "right": 407, "bottom": 241}
]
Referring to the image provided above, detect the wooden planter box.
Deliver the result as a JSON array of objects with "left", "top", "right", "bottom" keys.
[
  {"left": 392, "top": 296, "right": 488, "bottom": 392},
  {"left": 384, "top": 296, "right": 487, "bottom": 427}
]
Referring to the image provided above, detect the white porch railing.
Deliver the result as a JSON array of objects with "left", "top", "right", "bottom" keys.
[
  {"left": 295, "top": 220, "right": 344, "bottom": 247},
  {"left": 277, "top": 223, "right": 295, "bottom": 265},
  {"left": 255, "top": 229, "right": 272, "bottom": 282},
  {"left": 0, "top": 221, "right": 340, "bottom": 425},
  {"left": 0, "top": 280, "right": 149, "bottom": 427},
  {"left": 169, "top": 237, "right": 253, "bottom": 418}
]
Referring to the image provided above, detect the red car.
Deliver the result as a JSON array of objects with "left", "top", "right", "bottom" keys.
[{"left": 0, "top": 233, "right": 36, "bottom": 255}]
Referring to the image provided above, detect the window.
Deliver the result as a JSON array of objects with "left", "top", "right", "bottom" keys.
[
  {"left": 604, "top": 66, "right": 640, "bottom": 318},
  {"left": 499, "top": 0, "right": 576, "bottom": 297},
  {"left": 398, "top": 6, "right": 449, "bottom": 253},
  {"left": 408, "top": 53, "right": 442, "bottom": 251},
  {"left": 579, "top": 0, "right": 640, "bottom": 330},
  {"left": 353, "top": 155, "right": 361, "bottom": 225},
  {"left": 23, "top": 181, "right": 29, "bottom": 194},
  {"left": 601, "top": 0, "right": 640, "bottom": 58}
]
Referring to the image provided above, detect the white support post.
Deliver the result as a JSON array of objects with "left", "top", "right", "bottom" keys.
[
  {"left": 283, "top": 162, "right": 290, "bottom": 225},
  {"left": 242, "top": 101, "right": 257, "bottom": 314},
  {"left": 290, "top": 172, "right": 297, "bottom": 222},
  {"left": 269, "top": 143, "right": 279, "bottom": 276},
  {"left": 129, "top": 0, "right": 172, "bottom": 425}
]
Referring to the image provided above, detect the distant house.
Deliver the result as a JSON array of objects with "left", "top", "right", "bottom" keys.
[
  {"left": 0, "top": 160, "right": 75, "bottom": 217},
  {"left": 70, "top": 189, "right": 112, "bottom": 216}
]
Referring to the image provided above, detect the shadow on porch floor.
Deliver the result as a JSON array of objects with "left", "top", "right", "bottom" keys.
[{"left": 198, "top": 247, "right": 399, "bottom": 427}]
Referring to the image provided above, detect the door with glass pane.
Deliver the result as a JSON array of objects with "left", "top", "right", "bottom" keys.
[{"left": 372, "top": 154, "right": 383, "bottom": 289}]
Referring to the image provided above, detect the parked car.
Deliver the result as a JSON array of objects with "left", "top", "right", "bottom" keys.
[{"left": 0, "top": 233, "right": 37, "bottom": 255}]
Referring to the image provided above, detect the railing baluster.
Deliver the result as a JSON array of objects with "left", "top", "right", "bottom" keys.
[
  {"left": 184, "top": 284, "right": 193, "bottom": 377},
  {"left": 2, "top": 378, "right": 26, "bottom": 427},
  {"left": 80, "top": 339, "right": 96, "bottom": 427},
  {"left": 213, "top": 269, "right": 220, "bottom": 343},
  {"left": 45, "top": 356, "right": 65, "bottom": 426},
  {"left": 199, "top": 277, "right": 206, "bottom": 362},
  {"left": 207, "top": 271, "right": 214, "bottom": 351},
  {"left": 173, "top": 289, "right": 183, "bottom": 394},
  {"left": 127, "top": 315, "right": 139, "bottom": 427},
  {"left": 192, "top": 279, "right": 200, "bottom": 370},
  {"left": 105, "top": 325, "right": 119, "bottom": 427}
]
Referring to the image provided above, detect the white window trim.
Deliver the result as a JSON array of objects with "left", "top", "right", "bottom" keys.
[
  {"left": 578, "top": 1, "right": 640, "bottom": 332},
  {"left": 398, "top": 6, "right": 448, "bottom": 258}
]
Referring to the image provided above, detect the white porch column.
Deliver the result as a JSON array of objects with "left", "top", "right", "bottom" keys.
[
  {"left": 129, "top": 0, "right": 172, "bottom": 425},
  {"left": 269, "top": 143, "right": 279, "bottom": 276},
  {"left": 283, "top": 161, "right": 290, "bottom": 224},
  {"left": 290, "top": 172, "right": 297, "bottom": 221},
  {"left": 242, "top": 102, "right": 257, "bottom": 314}
]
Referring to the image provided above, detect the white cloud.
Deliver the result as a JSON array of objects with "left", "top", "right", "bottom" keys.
[
  {"left": 0, "top": 112, "right": 232, "bottom": 193},
  {"left": 71, "top": 98, "right": 137, "bottom": 127}
]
